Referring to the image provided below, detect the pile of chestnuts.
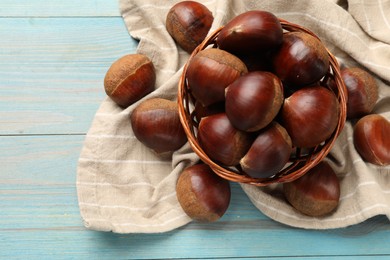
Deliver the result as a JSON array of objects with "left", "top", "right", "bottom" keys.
[
  {"left": 177, "top": 7, "right": 345, "bottom": 219},
  {"left": 182, "top": 9, "right": 343, "bottom": 179},
  {"left": 101, "top": 1, "right": 389, "bottom": 223}
]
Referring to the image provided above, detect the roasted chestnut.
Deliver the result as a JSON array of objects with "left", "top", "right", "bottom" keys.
[
  {"left": 197, "top": 113, "right": 252, "bottom": 166},
  {"left": 240, "top": 122, "right": 292, "bottom": 178},
  {"left": 225, "top": 71, "right": 284, "bottom": 132},
  {"left": 272, "top": 31, "right": 330, "bottom": 87},
  {"left": 130, "top": 98, "right": 187, "bottom": 155},
  {"left": 186, "top": 48, "right": 248, "bottom": 106},
  {"left": 104, "top": 54, "right": 156, "bottom": 108},
  {"left": 281, "top": 86, "right": 339, "bottom": 148},
  {"left": 353, "top": 114, "right": 390, "bottom": 166},
  {"left": 166, "top": 1, "right": 214, "bottom": 53},
  {"left": 283, "top": 161, "right": 340, "bottom": 217},
  {"left": 176, "top": 163, "right": 231, "bottom": 222}
]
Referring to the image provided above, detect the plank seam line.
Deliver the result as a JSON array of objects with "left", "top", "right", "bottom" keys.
[
  {"left": 0, "top": 133, "right": 86, "bottom": 137},
  {"left": 0, "top": 16, "right": 121, "bottom": 19}
]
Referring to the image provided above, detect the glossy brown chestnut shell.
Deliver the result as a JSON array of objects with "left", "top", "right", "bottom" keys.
[
  {"left": 186, "top": 48, "right": 248, "bottom": 106},
  {"left": 104, "top": 54, "right": 156, "bottom": 108},
  {"left": 283, "top": 161, "right": 340, "bottom": 217},
  {"left": 341, "top": 67, "right": 378, "bottom": 119},
  {"left": 281, "top": 86, "right": 340, "bottom": 148},
  {"left": 197, "top": 113, "right": 252, "bottom": 166},
  {"left": 130, "top": 98, "right": 187, "bottom": 155},
  {"left": 225, "top": 71, "right": 284, "bottom": 132},
  {"left": 217, "top": 10, "right": 283, "bottom": 55},
  {"left": 353, "top": 114, "right": 390, "bottom": 166},
  {"left": 240, "top": 122, "right": 292, "bottom": 178},
  {"left": 166, "top": 1, "right": 214, "bottom": 53},
  {"left": 272, "top": 31, "right": 330, "bottom": 87},
  {"left": 176, "top": 163, "right": 231, "bottom": 222}
]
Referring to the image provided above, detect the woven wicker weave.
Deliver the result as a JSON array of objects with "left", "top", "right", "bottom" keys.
[{"left": 178, "top": 19, "right": 348, "bottom": 186}]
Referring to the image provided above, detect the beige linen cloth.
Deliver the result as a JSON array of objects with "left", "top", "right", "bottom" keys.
[{"left": 77, "top": 0, "right": 390, "bottom": 233}]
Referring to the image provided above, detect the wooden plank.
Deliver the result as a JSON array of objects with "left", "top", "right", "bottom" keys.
[
  {"left": 1, "top": 135, "right": 390, "bottom": 259},
  {"left": 0, "top": 18, "right": 137, "bottom": 135},
  {"left": 0, "top": 0, "right": 120, "bottom": 17}
]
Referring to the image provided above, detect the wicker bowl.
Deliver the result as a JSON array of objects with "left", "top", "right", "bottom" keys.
[{"left": 178, "top": 19, "right": 347, "bottom": 186}]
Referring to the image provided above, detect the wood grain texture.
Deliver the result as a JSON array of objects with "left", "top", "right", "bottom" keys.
[
  {"left": 0, "top": 1, "right": 120, "bottom": 17},
  {"left": 0, "top": 18, "right": 137, "bottom": 135},
  {"left": 1, "top": 136, "right": 390, "bottom": 259},
  {"left": 1, "top": 0, "right": 389, "bottom": 259}
]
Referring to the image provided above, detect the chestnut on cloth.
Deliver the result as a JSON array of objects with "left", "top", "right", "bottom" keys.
[{"left": 76, "top": 0, "right": 390, "bottom": 233}]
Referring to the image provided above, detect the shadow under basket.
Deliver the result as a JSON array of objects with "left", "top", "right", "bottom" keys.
[{"left": 178, "top": 19, "right": 348, "bottom": 186}]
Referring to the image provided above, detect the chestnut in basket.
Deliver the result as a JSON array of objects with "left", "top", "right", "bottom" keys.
[
  {"left": 178, "top": 11, "right": 347, "bottom": 187},
  {"left": 272, "top": 31, "right": 329, "bottom": 87},
  {"left": 240, "top": 122, "right": 292, "bottom": 178},
  {"left": 225, "top": 71, "right": 284, "bottom": 132},
  {"left": 217, "top": 10, "right": 283, "bottom": 55},
  {"left": 166, "top": 1, "right": 214, "bottom": 53},
  {"left": 353, "top": 114, "right": 390, "bottom": 166},
  {"left": 176, "top": 163, "right": 231, "bottom": 222},
  {"left": 341, "top": 67, "right": 378, "bottom": 119},
  {"left": 186, "top": 48, "right": 248, "bottom": 106},
  {"left": 281, "top": 86, "right": 339, "bottom": 148},
  {"left": 197, "top": 113, "right": 252, "bottom": 166},
  {"left": 130, "top": 98, "right": 187, "bottom": 156},
  {"left": 283, "top": 161, "right": 340, "bottom": 217},
  {"left": 104, "top": 54, "right": 155, "bottom": 108}
]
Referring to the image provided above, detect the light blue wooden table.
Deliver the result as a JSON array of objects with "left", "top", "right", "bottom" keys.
[{"left": 1, "top": 1, "right": 390, "bottom": 259}]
